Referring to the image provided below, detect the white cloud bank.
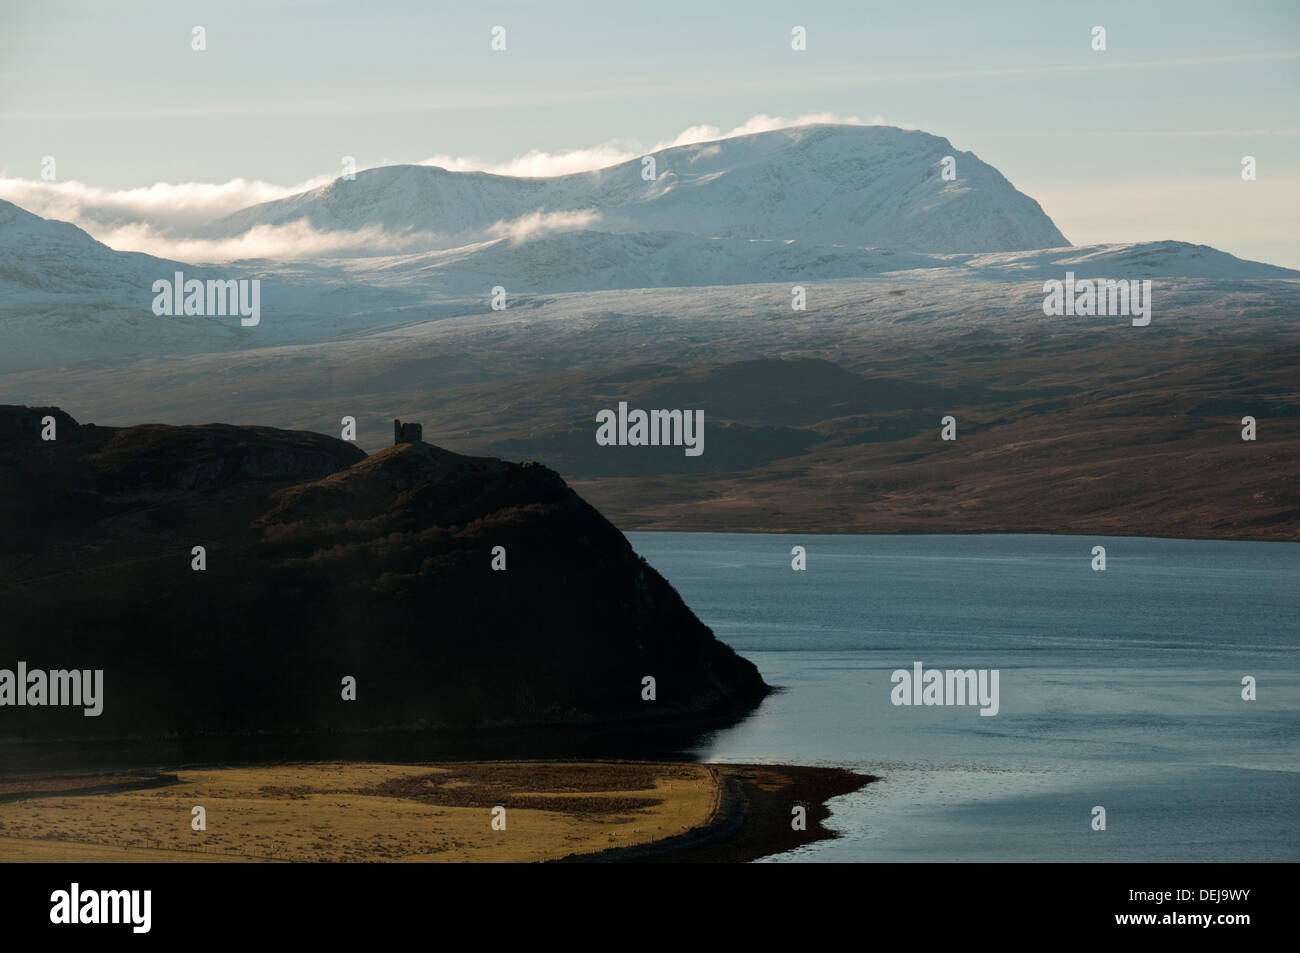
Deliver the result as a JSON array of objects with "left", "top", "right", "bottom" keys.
[
  {"left": 89, "top": 219, "right": 441, "bottom": 262},
  {"left": 486, "top": 209, "right": 603, "bottom": 245},
  {"left": 0, "top": 175, "right": 333, "bottom": 232}
]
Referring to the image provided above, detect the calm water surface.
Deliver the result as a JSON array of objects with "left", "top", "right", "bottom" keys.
[{"left": 627, "top": 532, "right": 1300, "bottom": 862}]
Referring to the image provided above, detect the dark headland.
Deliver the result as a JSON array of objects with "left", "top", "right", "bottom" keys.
[
  {"left": 0, "top": 405, "right": 769, "bottom": 756},
  {"left": 0, "top": 406, "right": 885, "bottom": 863}
]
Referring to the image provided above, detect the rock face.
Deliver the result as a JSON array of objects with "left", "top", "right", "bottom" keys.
[{"left": 0, "top": 406, "right": 768, "bottom": 743}]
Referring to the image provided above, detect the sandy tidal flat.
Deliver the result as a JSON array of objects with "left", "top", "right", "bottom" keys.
[{"left": 0, "top": 762, "right": 718, "bottom": 863}]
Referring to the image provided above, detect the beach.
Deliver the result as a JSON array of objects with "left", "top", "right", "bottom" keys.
[{"left": 0, "top": 761, "right": 872, "bottom": 863}]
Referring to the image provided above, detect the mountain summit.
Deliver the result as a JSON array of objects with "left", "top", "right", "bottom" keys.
[{"left": 212, "top": 124, "right": 1070, "bottom": 253}]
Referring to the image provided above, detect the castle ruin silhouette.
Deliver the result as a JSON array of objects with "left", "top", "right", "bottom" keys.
[{"left": 393, "top": 419, "right": 422, "bottom": 444}]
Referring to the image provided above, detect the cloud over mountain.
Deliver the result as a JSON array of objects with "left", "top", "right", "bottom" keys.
[
  {"left": 207, "top": 124, "right": 1069, "bottom": 256},
  {"left": 0, "top": 114, "right": 881, "bottom": 261}
]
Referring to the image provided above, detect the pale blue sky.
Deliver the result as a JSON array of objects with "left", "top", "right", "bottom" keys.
[{"left": 1, "top": 0, "right": 1297, "bottom": 264}]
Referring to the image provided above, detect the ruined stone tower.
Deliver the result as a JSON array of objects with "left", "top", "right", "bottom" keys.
[{"left": 393, "top": 419, "right": 422, "bottom": 444}]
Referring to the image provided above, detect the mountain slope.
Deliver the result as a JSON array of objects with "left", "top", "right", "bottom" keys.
[
  {"left": 0, "top": 200, "right": 255, "bottom": 368},
  {"left": 335, "top": 232, "right": 1300, "bottom": 295},
  {"left": 0, "top": 198, "right": 184, "bottom": 295},
  {"left": 211, "top": 124, "right": 1070, "bottom": 253}
]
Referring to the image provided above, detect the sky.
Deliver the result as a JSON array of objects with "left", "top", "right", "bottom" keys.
[{"left": 1, "top": 0, "right": 1298, "bottom": 266}]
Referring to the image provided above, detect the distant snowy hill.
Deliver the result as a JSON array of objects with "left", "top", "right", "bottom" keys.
[
  {"left": 4, "top": 120, "right": 1298, "bottom": 372},
  {"left": 210, "top": 124, "right": 1071, "bottom": 254},
  {"left": 0, "top": 199, "right": 182, "bottom": 295},
  {"left": 0, "top": 199, "right": 247, "bottom": 368},
  {"left": 953, "top": 241, "right": 1300, "bottom": 280},
  {"left": 338, "top": 231, "right": 943, "bottom": 294},
  {"left": 331, "top": 231, "right": 1300, "bottom": 295},
  {"left": 4, "top": 195, "right": 1295, "bottom": 318}
]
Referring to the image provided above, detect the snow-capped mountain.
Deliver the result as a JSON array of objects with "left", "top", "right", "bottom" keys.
[
  {"left": 0, "top": 198, "right": 184, "bottom": 295},
  {"left": 3, "top": 121, "right": 1297, "bottom": 371},
  {"left": 5, "top": 189, "right": 1295, "bottom": 319},
  {"left": 209, "top": 124, "right": 1070, "bottom": 253}
]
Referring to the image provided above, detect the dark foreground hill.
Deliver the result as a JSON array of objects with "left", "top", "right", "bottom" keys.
[{"left": 0, "top": 406, "right": 768, "bottom": 746}]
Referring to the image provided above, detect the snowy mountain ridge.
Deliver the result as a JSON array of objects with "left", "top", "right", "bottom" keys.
[{"left": 209, "top": 124, "right": 1071, "bottom": 254}]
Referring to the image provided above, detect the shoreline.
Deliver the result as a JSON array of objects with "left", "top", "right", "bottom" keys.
[
  {"left": 555, "top": 763, "right": 875, "bottom": 863},
  {"left": 618, "top": 527, "right": 1300, "bottom": 544},
  {"left": 0, "top": 761, "right": 873, "bottom": 863}
]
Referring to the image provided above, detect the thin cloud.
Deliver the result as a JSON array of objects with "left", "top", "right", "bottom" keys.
[
  {"left": 486, "top": 209, "right": 602, "bottom": 244},
  {"left": 420, "top": 144, "right": 641, "bottom": 178},
  {"left": 0, "top": 174, "right": 333, "bottom": 232},
  {"left": 0, "top": 113, "right": 886, "bottom": 259},
  {"left": 1006, "top": 128, "right": 1300, "bottom": 138},
  {"left": 90, "top": 219, "right": 439, "bottom": 263},
  {"left": 417, "top": 112, "right": 886, "bottom": 178},
  {"left": 3, "top": 50, "right": 1294, "bottom": 121}
]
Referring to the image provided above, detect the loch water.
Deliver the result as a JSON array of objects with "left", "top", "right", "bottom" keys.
[{"left": 628, "top": 532, "right": 1300, "bottom": 862}]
